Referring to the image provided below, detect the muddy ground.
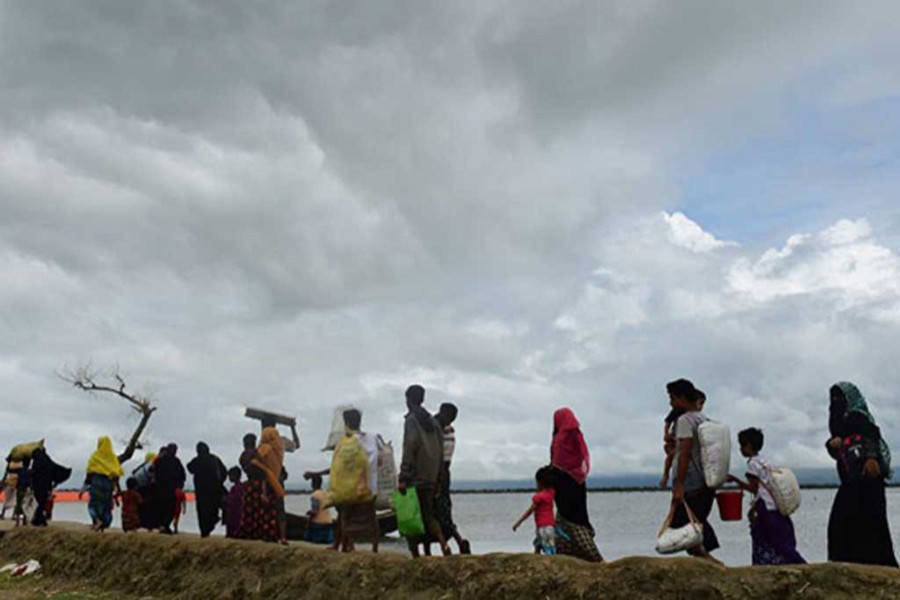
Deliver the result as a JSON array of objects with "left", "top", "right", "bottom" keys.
[{"left": 1, "top": 525, "right": 899, "bottom": 599}]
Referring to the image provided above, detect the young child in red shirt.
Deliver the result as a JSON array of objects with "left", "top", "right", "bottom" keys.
[
  {"left": 173, "top": 488, "right": 187, "bottom": 534},
  {"left": 512, "top": 466, "right": 557, "bottom": 555},
  {"left": 120, "top": 477, "right": 143, "bottom": 532}
]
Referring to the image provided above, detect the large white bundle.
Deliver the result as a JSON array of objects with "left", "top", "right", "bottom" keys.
[
  {"left": 655, "top": 522, "right": 703, "bottom": 554},
  {"left": 655, "top": 502, "right": 704, "bottom": 555},
  {"left": 698, "top": 420, "right": 731, "bottom": 488},
  {"left": 322, "top": 405, "right": 356, "bottom": 451},
  {"left": 765, "top": 466, "right": 801, "bottom": 516},
  {"left": 375, "top": 435, "right": 397, "bottom": 510}
]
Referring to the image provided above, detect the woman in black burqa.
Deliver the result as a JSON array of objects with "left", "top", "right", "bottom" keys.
[
  {"left": 187, "top": 442, "right": 228, "bottom": 537},
  {"left": 30, "top": 447, "right": 71, "bottom": 526},
  {"left": 827, "top": 382, "right": 897, "bottom": 567},
  {"left": 154, "top": 443, "right": 186, "bottom": 534}
]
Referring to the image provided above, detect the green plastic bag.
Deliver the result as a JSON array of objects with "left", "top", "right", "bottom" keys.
[{"left": 392, "top": 487, "right": 425, "bottom": 539}]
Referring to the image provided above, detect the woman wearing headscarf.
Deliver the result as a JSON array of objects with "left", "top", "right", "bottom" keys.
[
  {"left": 551, "top": 408, "right": 603, "bottom": 562},
  {"left": 30, "top": 447, "right": 71, "bottom": 527},
  {"left": 827, "top": 382, "right": 898, "bottom": 567},
  {"left": 187, "top": 442, "right": 228, "bottom": 538},
  {"left": 241, "top": 428, "right": 283, "bottom": 543},
  {"left": 154, "top": 443, "right": 186, "bottom": 534},
  {"left": 80, "top": 436, "right": 124, "bottom": 531},
  {"left": 133, "top": 451, "right": 158, "bottom": 529}
]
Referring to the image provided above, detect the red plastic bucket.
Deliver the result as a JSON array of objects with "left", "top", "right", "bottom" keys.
[{"left": 716, "top": 490, "right": 743, "bottom": 521}]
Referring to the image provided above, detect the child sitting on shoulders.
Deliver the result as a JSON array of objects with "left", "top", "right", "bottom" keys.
[
  {"left": 660, "top": 391, "right": 704, "bottom": 488},
  {"left": 513, "top": 466, "right": 557, "bottom": 555},
  {"left": 728, "top": 428, "right": 806, "bottom": 566},
  {"left": 120, "top": 477, "right": 142, "bottom": 532}
]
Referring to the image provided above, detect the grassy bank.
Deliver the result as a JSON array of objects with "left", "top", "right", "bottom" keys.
[{"left": 2, "top": 525, "right": 899, "bottom": 599}]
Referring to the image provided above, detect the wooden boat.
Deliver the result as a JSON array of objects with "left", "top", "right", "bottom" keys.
[{"left": 285, "top": 509, "right": 397, "bottom": 541}]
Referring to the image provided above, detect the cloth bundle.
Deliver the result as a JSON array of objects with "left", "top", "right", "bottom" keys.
[
  {"left": 656, "top": 501, "right": 703, "bottom": 555},
  {"left": 763, "top": 466, "right": 801, "bottom": 516}
]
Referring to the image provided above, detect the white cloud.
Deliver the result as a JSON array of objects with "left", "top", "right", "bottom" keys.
[{"left": 663, "top": 211, "right": 736, "bottom": 253}]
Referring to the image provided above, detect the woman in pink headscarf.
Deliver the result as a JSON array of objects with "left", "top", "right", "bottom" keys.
[{"left": 550, "top": 408, "right": 603, "bottom": 562}]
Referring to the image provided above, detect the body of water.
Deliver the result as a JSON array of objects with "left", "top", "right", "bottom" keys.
[{"left": 43, "top": 488, "right": 900, "bottom": 566}]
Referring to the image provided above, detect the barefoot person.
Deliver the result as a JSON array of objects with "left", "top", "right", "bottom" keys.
[
  {"left": 154, "top": 444, "right": 186, "bottom": 535},
  {"left": 187, "top": 442, "right": 228, "bottom": 538},
  {"left": 29, "top": 447, "right": 70, "bottom": 527},
  {"left": 513, "top": 466, "right": 557, "bottom": 555},
  {"left": 728, "top": 428, "right": 805, "bottom": 565},
  {"left": 667, "top": 379, "right": 721, "bottom": 565},
  {"left": 305, "top": 409, "right": 379, "bottom": 553},
  {"left": 827, "top": 382, "right": 897, "bottom": 567},
  {"left": 424, "top": 403, "right": 471, "bottom": 555},
  {"left": 80, "top": 436, "right": 123, "bottom": 532},
  {"left": 252, "top": 427, "right": 287, "bottom": 544},
  {"left": 398, "top": 385, "right": 450, "bottom": 557},
  {"left": 550, "top": 408, "right": 603, "bottom": 562}
]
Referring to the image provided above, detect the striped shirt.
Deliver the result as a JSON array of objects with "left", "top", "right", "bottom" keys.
[{"left": 443, "top": 426, "right": 456, "bottom": 463}]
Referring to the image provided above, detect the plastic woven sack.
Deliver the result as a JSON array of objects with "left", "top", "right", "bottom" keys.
[
  {"left": 698, "top": 420, "right": 731, "bottom": 488},
  {"left": 393, "top": 487, "right": 425, "bottom": 539},
  {"left": 765, "top": 466, "right": 801, "bottom": 516},
  {"left": 322, "top": 405, "right": 356, "bottom": 451},
  {"left": 375, "top": 435, "right": 397, "bottom": 510},
  {"left": 328, "top": 434, "right": 372, "bottom": 506}
]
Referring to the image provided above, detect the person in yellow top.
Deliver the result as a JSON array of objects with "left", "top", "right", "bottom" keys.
[
  {"left": 79, "top": 436, "right": 123, "bottom": 531},
  {"left": 305, "top": 474, "right": 335, "bottom": 544}
]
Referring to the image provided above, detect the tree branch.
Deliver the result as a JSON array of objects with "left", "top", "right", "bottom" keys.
[{"left": 60, "top": 364, "right": 157, "bottom": 465}]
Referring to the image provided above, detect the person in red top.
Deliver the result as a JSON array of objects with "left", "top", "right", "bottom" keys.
[
  {"left": 512, "top": 467, "right": 557, "bottom": 555},
  {"left": 120, "top": 477, "right": 143, "bottom": 532},
  {"left": 172, "top": 488, "right": 187, "bottom": 534}
]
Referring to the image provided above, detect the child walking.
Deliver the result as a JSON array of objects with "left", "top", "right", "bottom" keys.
[
  {"left": 172, "top": 487, "right": 187, "bottom": 534},
  {"left": 728, "top": 428, "right": 806, "bottom": 565},
  {"left": 225, "top": 467, "right": 244, "bottom": 539},
  {"left": 513, "top": 467, "right": 557, "bottom": 555},
  {"left": 120, "top": 477, "right": 143, "bottom": 532}
]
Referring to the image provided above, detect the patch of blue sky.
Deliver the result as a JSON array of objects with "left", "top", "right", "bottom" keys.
[{"left": 676, "top": 95, "right": 900, "bottom": 248}]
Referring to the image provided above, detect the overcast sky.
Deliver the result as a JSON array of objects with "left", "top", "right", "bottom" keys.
[{"left": 3, "top": 1, "right": 900, "bottom": 483}]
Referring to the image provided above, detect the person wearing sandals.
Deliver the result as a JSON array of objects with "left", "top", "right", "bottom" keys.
[{"left": 667, "top": 379, "right": 722, "bottom": 565}]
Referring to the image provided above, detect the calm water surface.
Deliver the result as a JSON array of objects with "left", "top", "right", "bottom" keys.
[{"left": 47, "top": 488, "right": 900, "bottom": 566}]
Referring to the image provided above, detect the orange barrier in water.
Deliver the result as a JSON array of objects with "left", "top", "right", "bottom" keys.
[{"left": 0, "top": 490, "right": 195, "bottom": 503}]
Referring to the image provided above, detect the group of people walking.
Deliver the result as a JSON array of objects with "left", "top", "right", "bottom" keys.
[
  {"left": 2, "top": 379, "right": 897, "bottom": 569},
  {"left": 652, "top": 378, "right": 896, "bottom": 567}
]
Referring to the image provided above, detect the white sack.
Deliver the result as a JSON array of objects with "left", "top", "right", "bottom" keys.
[
  {"left": 698, "top": 420, "right": 731, "bottom": 488},
  {"left": 766, "top": 467, "right": 801, "bottom": 516},
  {"left": 655, "top": 522, "right": 704, "bottom": 554},
  {"left": 375, "top": 435, "right": 397, "bottom": 510}
]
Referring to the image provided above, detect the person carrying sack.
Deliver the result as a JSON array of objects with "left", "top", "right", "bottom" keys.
[
  {"left": 666, "top": 379, "right": 723, "bottom": 565},
  {"left": 656, "top": 500, "right": 704, "bottom": 555}
]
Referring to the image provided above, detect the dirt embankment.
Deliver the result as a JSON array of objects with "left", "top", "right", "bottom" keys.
[{"left": 1, "top": 526, "right": 899, "bottom": 599}]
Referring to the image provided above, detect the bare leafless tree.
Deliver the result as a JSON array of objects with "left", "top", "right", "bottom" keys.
[{"left": 59, "top": 364, "right": 157, "bottom": 464}]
